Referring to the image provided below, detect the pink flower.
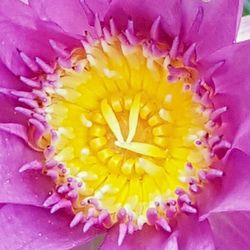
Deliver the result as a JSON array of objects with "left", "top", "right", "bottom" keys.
[{"left": 0, "top": 0, "right": 250, "bottom": 249}]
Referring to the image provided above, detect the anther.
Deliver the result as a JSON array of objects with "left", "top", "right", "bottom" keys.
[
  {"left": 205, "top": 169, "right": 224, "bottom": 180},
  {"left": 70, "top": 212, "right": 84, "bottom": 228},
  {"left": 19, "top": 160, "right": 43, "bottom": 173},
  {"left": 169, "top": 36, "right": 179, "bottom": 59},
  {"left": 83, "top": 217, "right": 97, "bottom": 233},
  {"left": 19, "top": 51, "right": 39, "bottom": 72},
  {"left": 109, "top": 18, "right": 118, "bottom": 36},
  {"left": 18, "top": 97, "right": 39, "bottom": 108},
  {"left": 50, "top": 199, "right": 72, "bottom": 214},
  {"left": 94, "top": 13, "right": 103, "bottom": 38},
  {"left": 156, "top": 218, "right": 171, "bottom": 232},
  {"left": 49, "top": 40, "right": 69, "bottom": 58},
  {"left": 159, "top": 109, "right": 173, "bottom": 123},
  {"left": 57, "top": 185, "right": 70, "bottom": 194},
  {"left": 35, "top": 57, "right": 54, "bottom": 74},
  {"left": 146, "top": 208, "right": 158, "bottom": 224},
  {"left": 180, "top": 203, "right": 197, "bottom": 214},
  {"left": 183, "top": 43, "right": 196, "bottom": 66},
  {"left": 118, "top": 223, "right": 128, "bottom": 246},
  {"left": 81, "top": 114, "right": 93, "bottom": 128},
  {"left": 43, "top": 193, "right": 61, "bottom": 207},
  {"left": 210, "top": 106, "right": 227, "bottom": 121},
  {"left": 20, "top": 76, "right": 40, "bottom": 88},
  {"left": 46, "top": 169, "right": 59, "bottom": 180},
  {"left": 150, "top": 16, "right": 161, "bottom": 40}
]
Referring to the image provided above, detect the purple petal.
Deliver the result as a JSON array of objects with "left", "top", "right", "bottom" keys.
[
  {"left": 181, "top": 0, "right": 243, "bottom": 58},
  {"left": 199, "top": 40, "right": 250, "bottom": 155},
  {"left": 177, "top": 215, "right": 215, "bottom": 250},
  {"left": 199, "top": 149, "right": 250, "bottom": 218},
  {"left": 100, "top": 225, "right": 172, "bottom": 250},
  {"left": 0, "top": 0, "right": 80, "bottom": 76},
  {"left": 105, "top": 0, "right": 181, "bottom": 38},
  {"left": 0, "top": 204, "right": 104, "bottom": 250},
  {"left": 208, "top": 211, "right": 250, "bottom": 250},
  {"left": 0, "top": 125, "right": 53, "bottom": 206},
  {"left": 29, "top": 0, "right": 90, "bottom": 35},
  {"left": 0, "top": 61, "right": 29, "bottom": 124}
]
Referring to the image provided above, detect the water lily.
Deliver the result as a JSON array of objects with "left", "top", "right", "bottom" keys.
[{"left": 1, "top": 0, "right": 250, "bottom": 249}]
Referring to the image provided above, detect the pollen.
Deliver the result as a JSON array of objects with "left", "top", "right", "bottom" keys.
[
  {"left": 43, "top": 37, "right": 212, "bottom": 222},
  {"left": 18, "top": 35, "right": 225, "bottom": 243}
]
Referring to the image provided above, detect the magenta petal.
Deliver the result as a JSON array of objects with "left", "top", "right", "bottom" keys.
[
  {"left": 0, "top": 93, "right": 27, "bottom": 125},
  {"left": 208, "top": 211, "right": 250, "bottom": 250},
  {"left": 0, "top": 0, "right": 80, "bottom": 76},
  {"left": 0, "top": 0, "right": 36, "bottom": 25},
  {"left": 0, "top": 204, "right": 104, "bottom": 250},
  {"left": 199, "top": 40, "right": 250, "bottom": 154},
  {"left": 181, "top": 0, "right": 243, "bottom": 58},
  {"left": 100, "top": 225, "right": 171, "bottom": 250},
  {"left": 177, "top": 215, "right": 215, "bottom": 250},
  {"left": 29, "top": 0, "right": 90, "bottom": 35},
  {"left": 105, "top": 0, "right": 181, "bottom": 38},
  {"left": 0, "top": 20, "right": 80, "bottom": 76},
  {"left": 0, "top": 126, "right": 53, "bottom": 206},
  {"left": 199, "top": 149, "right": 250, "bottom": 219}
]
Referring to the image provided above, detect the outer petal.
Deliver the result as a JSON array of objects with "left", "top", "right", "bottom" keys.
[
  {"left": 100, "top": 225, "right": 172, "bottom": 250},
  {"left": 199, "top": 149, "right": 250, "bottom": 219},
  {"left": 29, "top": 0, "right": 112, "bottom": 36},
  {"left": 0, "top": 20, "right": 80, "bottom": 76},
  {"left": 0, "top": 61, "right": 29, "bottom": 124},
  {"left": 0, "top": 204, "right": 104, "bottom": 250},
  {"left": 0, "top": 0, "right": 80, "bottom": 76},
  {"left": 181, "top": 0, "right": 243, "bottom": 58},
  {"left": 28, "top": 0, "right": 89, "bottom": 35},
  {"left": 199, "top": 40, "right": 250, "bottom": 155},
  {"left": 208, "top": 211, "right": 250, "bottom": 250},
  {"left": 105, "top": 0, "right": 182, "bottom": 38},
  {"left": 0, "top": 125, "right": 53, "bottom": 205},
  {"left": 177, "top": 215, "right": 215, "bottom": 250}
]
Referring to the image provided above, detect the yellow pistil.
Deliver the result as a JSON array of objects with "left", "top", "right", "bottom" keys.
[
  {"left": 101, "top": 99, "right": 124, "bottom": 142},
  {"left": 115, "top": 141, "right": 166, "bottom": 158},
  {"left": 126, "top": 93, "right": 141, "bottom": 143},
  {"left": 44, "top": 36, "right": 213, "bottom": 226}
]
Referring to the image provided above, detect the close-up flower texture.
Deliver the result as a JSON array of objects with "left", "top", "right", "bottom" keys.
[{"left": 1, "top": 0, "right": 250, "bottom": 249}]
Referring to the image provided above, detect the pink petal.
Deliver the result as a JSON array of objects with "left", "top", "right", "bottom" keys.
[
  {"left": 105, "top": 0, "right": 181, "bottom": 38},
  {"left": 237, "top": 15, "right": 250, "bottom": 42},
  {"left": 199, "top": 149, "right": 250, "bottom": 219},
  {"left": 177, "top": 215, "right": 215, "bottom": 250},
  {"left": 199, "top": 40, "right": 250, "bottom": 155},
  {"left": 0, "top": 125, "right": 53, "bottom": 206},
  {"left": 100, "top": 225, "right": 172, "bottom": 250},
  {"left": 208, "top": 211, "right": 250, "bottom": 250},
  {"left": 29, "top": 0, "right": 90, "bottom": 35},
  {"left": 181, "top": 0, "right": 243, "bottom": 58},
  {"left": 0, "top": 0, "right": 80, "bottom": 76},
  {"left": 0, "top": 204, "right": 105, "bottom": 250},
  {"left": 0, "top": 93, "right": 27, "bottom": 125}
]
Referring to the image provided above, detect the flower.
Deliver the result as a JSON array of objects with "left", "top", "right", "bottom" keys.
[{"left": 0, "top": 0, "right": 250, "bottom": 249}]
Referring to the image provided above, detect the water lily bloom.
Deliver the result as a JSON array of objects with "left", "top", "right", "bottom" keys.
[{"left": 1, "top": 0, "right": 250, "bottom": 249}]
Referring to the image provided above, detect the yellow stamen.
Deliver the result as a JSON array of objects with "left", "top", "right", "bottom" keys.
[
  {"left": 115, "top": 141, "right": 166, "bottom": 158},
  {"left": 43, "top": 36, "right": 213, "bottom": 227},
  {"left": 126, "top": 93, "right": 141, "bottom": 143},
  {"left": 138, "top": 158, "right": 164, "bottom": 176},
  {"left": 101, "top": 99, "right": 124, "bottom": 142}
]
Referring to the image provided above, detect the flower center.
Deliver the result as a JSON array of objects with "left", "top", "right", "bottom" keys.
[{"left": 42, "top": 37, "right": 213, "bottom": 225}]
